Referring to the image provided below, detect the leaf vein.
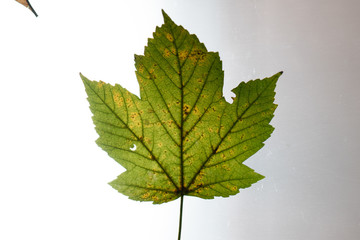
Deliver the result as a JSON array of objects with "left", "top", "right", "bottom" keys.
[{"left": 186, "top": 77, "right": 277, "bottom": 189}]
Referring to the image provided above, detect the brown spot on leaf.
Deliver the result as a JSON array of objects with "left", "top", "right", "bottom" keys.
[
  {"left": 183, "top": 104, "right": 191, "bottom": 116},
  {"left": 152, "top": 196, "right": 159, "bottom": 201},
  {"left": 195, "top": 188, "right": 203, "bottom": 193},
  {"left": 130, "top": 112, "right": 138, "bottom": 119},
  {"left": 166, "top": 33, "right": 174, "bottom": 42},
  {"left": 222, "top": 164, "right": 231, "bottom": 171},
  {"left": 193, "top": 106, "right": 199, "bottom": 114},
  {"left": 178, "top": 50, "right": 189, "bottom": 61},
  {"left": 167, "top": 120, "right": 174, "bottom": 127},
  {"left": 138, "top": 64, "right": 145, "bottom": 73},
  {"left": 189, "top": 49, "right": 206, "bottom": 62},
  {"left": 196, "top": 183, "right": 204, "bottom": 189},
  {"left": 163, "top": 49, "right": 171, "bottom": 57}
]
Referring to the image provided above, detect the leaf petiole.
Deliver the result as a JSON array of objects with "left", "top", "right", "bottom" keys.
[{"left": 177, "top": 195, "right": 184, "bottom": 240}]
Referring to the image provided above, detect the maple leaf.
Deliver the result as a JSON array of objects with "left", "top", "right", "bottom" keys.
[{"left": 81, "top": 10, "right": 281, "bottom": 205}]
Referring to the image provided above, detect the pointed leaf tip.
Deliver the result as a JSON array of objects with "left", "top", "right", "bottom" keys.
[
  {"left": 161, "top": 10, "right": 173, "bottom": 24},
  {"left": 80, "top": 73, "right": 90, "bottom": 85},
  {"left": 275, "top": 71, "right": 283, "bottom": 80},
  {"left": 79, "top": 72, "right": 86, "bottom": 80}
]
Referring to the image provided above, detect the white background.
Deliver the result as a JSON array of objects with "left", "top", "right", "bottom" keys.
[{"left": 1, "top": 0, "right": 359, "bottom": 239}]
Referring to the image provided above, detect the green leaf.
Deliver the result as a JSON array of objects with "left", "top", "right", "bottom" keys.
[{"left": 81, "top": 10, "right": 282, "bottom": 204}]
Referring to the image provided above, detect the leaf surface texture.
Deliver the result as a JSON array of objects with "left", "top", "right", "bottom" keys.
[{"left": 82, "top": 11, "right": 282, "bottom": 204}]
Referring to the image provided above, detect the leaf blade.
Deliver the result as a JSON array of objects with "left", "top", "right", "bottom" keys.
[
  {"left": 81, "top": 74, "right": 181, "bottom": 203},
  {"left": 82, "top": 11, "right": 281, "bottom": 204},
  {"left": 185, "top": 72, "right": 282, "bottom": 198}
]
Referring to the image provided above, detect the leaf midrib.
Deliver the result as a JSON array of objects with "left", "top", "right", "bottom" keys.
[{"left": 168, "top": 23, "right": 186, "bottom": 194}]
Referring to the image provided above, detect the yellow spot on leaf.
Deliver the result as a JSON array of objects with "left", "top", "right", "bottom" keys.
[
  {"left": 199, "top": 133, "right": 206, "bottom": 140},
  {"left": 183, "top": 104, "right": 191, "bottom": 116},
  {"left": 142, "top": 192, "right": 150, "bottom": 199},
  {"left": 167, "top": 120, "right": 174, "bottom": 127},
  {"left": 138, "top": 64, "right": 145, "bottom": 73},
  {"left": 125, "top": 98, "right": 133, "bottom": 107},
  {"left": 163, "top": 49, "right": 171, "bottom": 58},
  {"left": 166, "top": 33, "right": 174, "bottom": 42},
  {"left": 193, "top": 106, "right": 200, "bottom": 114},
  {"left": 188, "top": 159, "right": 193, "bottom": 166},
  {"left": 113, "top": 92, "right": 124, "bottom": 107},
  {"left": 130, "top": 112, "right": 138, "bottom": 119},
  {"left": 179, "top": 50, "right": 189, "bottom": 61},
  {"left": 189, "top": 49, "right": 206, "bottom": 62},
  {"left": 97, "top": 81, "right": 105, "bottom": 88},
  {"left": 222, "top": 164, "right": 231, "bottom": 171}
]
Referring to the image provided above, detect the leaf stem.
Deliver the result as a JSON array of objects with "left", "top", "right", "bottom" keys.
[{"left": 177, "top": 195, "right": 184, "bottom": 240}]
